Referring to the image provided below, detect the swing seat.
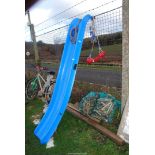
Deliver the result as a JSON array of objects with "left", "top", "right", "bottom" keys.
[
  {"left": 86, "top": 57, "right": 94, "bottom": 64},
  {"left": 86, "top": 51, "right": 106, "bottom": 65}
]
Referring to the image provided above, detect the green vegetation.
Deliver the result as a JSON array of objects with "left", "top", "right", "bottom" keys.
[
  {"left": 81, "top": 44, "right": 122, "bottom": 56},
  {"left": 70, "top": 81, "right": 121, "bottom": 103},
  {"left": 82, "top": 32, "right": 122, "bottom": 52},
  {"left": 40, "top": 44, "right": 122, "bottom": 72},
  {"left": 42, "top": 62, "right": 121, "bottom": 72},
  {"left": 26, "top": 99, "right": 128, "bottom": 155},
  {"left": 26, "top": 32, "right": 122, "bottom": 60},
  {"left": 77, "top": 63, "right": 122, "bottom": 72}
]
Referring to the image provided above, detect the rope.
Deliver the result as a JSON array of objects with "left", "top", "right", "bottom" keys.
[
  {"left": 89, "top": 17, "right": 102, "bottom": 58},
  {"left": 89, "top": 41, "right": 95, "bottom": 57}
]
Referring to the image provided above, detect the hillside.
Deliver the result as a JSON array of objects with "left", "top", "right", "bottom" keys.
[{"left": 25, "top": 32, "right": 122, "bottom": 63}]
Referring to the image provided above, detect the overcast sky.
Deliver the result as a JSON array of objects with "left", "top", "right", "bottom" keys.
[{"left": 25, "top": 0, "right": 122, "bottom": 42}]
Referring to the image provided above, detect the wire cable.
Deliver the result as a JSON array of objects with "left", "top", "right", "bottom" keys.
[
  {"left": 35, "top": 5, "right": 121, "bottom": 37},
  {"left": 35, "top": 0, "right": 89, "bottom": 27},
  {"left": 35, "top": 0, "right": 118, "bottom": 34}
]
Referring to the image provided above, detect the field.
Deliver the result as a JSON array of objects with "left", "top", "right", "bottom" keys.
[
  {"left": 81, "top": 44, "right": 122, "bottom": 56},
  {"left": 39, "top": 44, "right": 122, "bottom": 72}
]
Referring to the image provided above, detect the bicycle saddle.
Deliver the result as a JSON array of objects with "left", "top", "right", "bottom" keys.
[{"left": 47, "top": 70, "right": 55, "bottom": 75}]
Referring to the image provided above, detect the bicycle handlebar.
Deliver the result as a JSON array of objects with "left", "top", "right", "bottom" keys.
[{"left": 34, "top": 65, "right": 48, "bottom": 71}]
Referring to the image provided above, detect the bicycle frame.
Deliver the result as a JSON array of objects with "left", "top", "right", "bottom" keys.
[
  {"left": 37, "top": 73, "right": 46, "bottom": 91},
  {"left": 30, "top": 72, "right": 46, "bottom": 92}
]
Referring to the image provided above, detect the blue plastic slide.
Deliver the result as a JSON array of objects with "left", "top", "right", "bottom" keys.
[{"left": 34, "top": 14, "right": 93, "bottom": 144}]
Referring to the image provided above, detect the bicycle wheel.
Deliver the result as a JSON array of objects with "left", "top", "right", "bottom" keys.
[{"left": 26, "top": 78, "right": 39, "bottom": 100}]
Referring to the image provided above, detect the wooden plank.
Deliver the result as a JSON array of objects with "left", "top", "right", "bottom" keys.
[
  {"left": 67, "top": 105, "right": 124, "bottom": 145},
  {"left": 68, "top": 103, "right": 100, "bottom": 123}
]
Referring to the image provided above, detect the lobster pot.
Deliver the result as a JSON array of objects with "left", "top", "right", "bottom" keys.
[{"left": 78, "top": 91, "right": 121, "bottom": 123}]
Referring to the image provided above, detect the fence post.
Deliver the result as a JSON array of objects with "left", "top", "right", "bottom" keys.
[
  {"left": 121, "top": 0, "right": 129, "bottom": 112},
  {"left": 27, "top": 10, "right": 40, "bottom": 65},
  {"left": 116, "top": 0, "right": 129, "bottom": 143}
]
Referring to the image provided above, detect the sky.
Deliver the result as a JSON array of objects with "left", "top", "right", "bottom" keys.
[
  {"left": 25, "top": 0, "right": 122, "bottom": 43},
  {"left": 27, "top": 0, "right": 121, "bottom": 25}
]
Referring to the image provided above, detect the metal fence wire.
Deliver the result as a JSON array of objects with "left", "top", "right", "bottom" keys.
[{"left": 25, "top": 5, "right": 122, "bottom": 100}]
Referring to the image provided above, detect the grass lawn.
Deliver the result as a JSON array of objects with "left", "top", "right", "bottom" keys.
[{"left": 25, "top": 99, "right": 128, "bottom": 155}]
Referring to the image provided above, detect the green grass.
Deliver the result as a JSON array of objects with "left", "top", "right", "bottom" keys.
[
  {"left": 81, "top": 44, "right": 122, "bottom": 56},
  {"left": 42, "top": 63, "right": 121, "bottom": 73},
  {"left": 77, "top": 63, "right": 122, "bottom": 72},
  {"left": 26, "top": 98, "right": 128, "bottom": 155},
  {"left": 42, "top": 62, "right": 121, "bottom": 72}
]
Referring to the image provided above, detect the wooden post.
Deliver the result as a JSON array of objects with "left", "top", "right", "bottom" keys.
[{"left": 27, "top": 10, "right": 40, "bottom": 65}]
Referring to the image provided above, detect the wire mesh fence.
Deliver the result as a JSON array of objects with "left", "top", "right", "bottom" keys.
[{"left": 25, "top": 3, "right": 122, "bottom": 101}]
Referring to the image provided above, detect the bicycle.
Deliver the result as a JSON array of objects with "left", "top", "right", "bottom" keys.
[{"left": 26, "top": 65, "right": 56, "bottom": 104}]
